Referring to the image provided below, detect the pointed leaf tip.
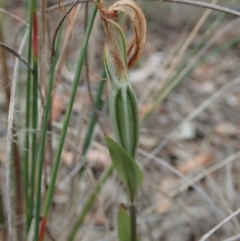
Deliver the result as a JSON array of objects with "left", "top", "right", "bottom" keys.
[
  {"left": 118, "top": 204, "right": 131, "bottom": 241},
  {"left": 104, "top": 136, "right": 143, "bottom": 202}
]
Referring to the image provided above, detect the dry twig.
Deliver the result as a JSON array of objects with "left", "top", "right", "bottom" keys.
[
  {"left": 0, "top": 42, "right": 33, "bottom": 72},
  {"left": 199, "top": 207, "right": 240, "bottom": 241},
  {"left": 48, "top": 0, "right": 240, "bottom": 18},
  {"left": 161, "top": 0, "right": 240, "bottom": 17}
]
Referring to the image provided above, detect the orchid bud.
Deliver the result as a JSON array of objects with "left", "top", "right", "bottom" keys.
[{"left": 96, "top": 0, "right": 147, "bottom": 157}]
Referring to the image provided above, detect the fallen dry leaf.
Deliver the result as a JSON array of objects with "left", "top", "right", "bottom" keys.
[
  {"left": 53, "top": 186, "right": 68, "bottom": 204},
  {"left": 61, "top": 150, "right": 74, "bottom": 167},
  {"left": 214, "top": 121, "right": 239, "bottom": 137},
  {"left": 84, "top": 209, "right": 107, "bottom": 227},
  {"left": 139, "top": 135, "right": 159, "bottom": 149},
  {"left": 155, "top": 196, "right": 173, "bottom": 214},
  {"left": 139, "top": 103, "right": 153, "bottom": 119},
  {"left": 154, "top": 176, "right": 179, "bottom": 214},
  {"left": 51, "top": 94, "right": 65, "bottom": 121},
  {"left": 177, "top": 153, "right": 214, "bottom": 174},
  {"left": 87, "top": 149, "right": 111, "bottom": 168}
]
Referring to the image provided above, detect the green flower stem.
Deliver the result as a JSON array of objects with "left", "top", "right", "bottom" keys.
[
  {"left": 33, "top": 25, "right": 63, "bottom": 241},
  {"left": 38, "top": 3, "right": 99, "bottom": 240},
  {"left": 69, "top": 13, "right": 126, "bottom": 239},
  {"left": 68, "top": 165, "right": 113, "bottom": 241},
  {"left": 129, "top": 204, "right": 137, "bottom": 241}
]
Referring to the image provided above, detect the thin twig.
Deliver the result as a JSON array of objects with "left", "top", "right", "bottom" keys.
[
  {"left": 170, "top": 152, "right": 240, "bottom": 198},
  {"left": 0, "top": 8, "right": 28, "bottom": 26},
  {"left": 46, "top": 0, "right": 89, "bottom": 12},
  {"left": 138, "top": 148, "right": 224, "bottom": 219},
  {"left": 145, "top": 76, "right": 240, "bottom": 158},
  {"left": 47, "top": 0, "right": 240, "bottom": 18},
  {"left": 150, "top": 0, "right": 217, "bottom": 105},
  {"left": 39, "top": 0, "right": 48, "bottom": 92},
  {"left": 55, "top": 3, "right": 82, "bottom": 84},
  {"left": 0, "top": 42, "right": 33, "bottom": 72},
  {"left": 199, "top": 207, "right": 240, "bottom": 241},
  {"left": 5, "top": 29, "right": 28, "bottom": 241},
  {"left": 161, "top": 0, "right": 240, "bottom": 17},
  {"left": 0, "top": 30, "right": 11, "bottom": 112},
  {"left": 223, "top": 233, "right": 240, "bottom": 241},
  {"left": 51, "top": 0, "right": 79, "bottom": 62},
  {"left": 84, "top": 2, "right": 105, "bottom": 134}
]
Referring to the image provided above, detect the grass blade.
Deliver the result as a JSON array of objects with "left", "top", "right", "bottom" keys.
[
  {"left": 33, "top": 24, "right": 63, "bottom": 241},
  {"left": 5, "top": 29, "right": 28, "bottom": 241},
  {"left": 28, "top": 0, "right": 39, "bottom": 232},
  {"left": 38, "top": 3, "right": 99, "bottom": 240}
]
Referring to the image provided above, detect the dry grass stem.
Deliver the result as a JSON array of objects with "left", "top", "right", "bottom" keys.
[
  {"left": 152, "top": 0, "right": 218, "bottom": 100},
  {"left": 5, "top": 29, "right": 28, "bottom": 241},
  {"left": 48, "top": 0, "right": 240, "bottom": 18},
  {"left": 143, "top": 76, "right": 240, "bottom": 165},
  {"left": 171, "top": 152, "right": 240, "bottom": 198},
  {"left": 199, "top": 207, "right": 240, "bottom": 241},
  {"left": 0, "top": 8, "right": 28, "bottom": 26},
  {"left": 162, "top": 0, "right": 240, "bottom": 17},
  {"left": 0, "top": 42, "right": 33, "bottom": 72},
  {"left": 138, "top": 148, "right": 223, "bottom": 218}
]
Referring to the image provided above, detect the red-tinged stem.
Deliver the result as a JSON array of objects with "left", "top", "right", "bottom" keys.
[
  {"left": 32, "top": 12, "right": 38, "bottom": 59},
  {"left": 39, "top": 218, "right": 47, "bottom": 241}
]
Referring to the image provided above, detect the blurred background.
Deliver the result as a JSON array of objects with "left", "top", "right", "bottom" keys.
[{"left": 0, "top": 0, "right": 240, "bottom": 240}]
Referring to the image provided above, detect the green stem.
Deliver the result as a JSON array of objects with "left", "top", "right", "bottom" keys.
[
  {"left": 33, "top": 25, "right": 63, "bottom": 241},
  {"left": 24, "top": 0, "right": 33, "bottom": 231},
  {"left": 130, "top": 204, "right": 137, "bottom": 241},
  {"left": 30, "top": 56, "right": 38, "bottom": 220},
  {"left": 39, "top": 4, "right": 99, "bottom": 240}
]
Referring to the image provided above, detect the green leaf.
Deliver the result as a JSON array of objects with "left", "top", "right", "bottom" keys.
[
  {"left": 117, "top": 205, "right": 140, "bottom": 241},
  {"left": 104, "top": 136, "right": 143, "bottom": 202},
  {"left": 109, "top": 85, "right": 139, "bottom": 158},
  {"left": 103, "top": 16, "right": 140, "bottom": 158},
  {"left": 117, "top": 205, "right": 131, "bottom": 241}
]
